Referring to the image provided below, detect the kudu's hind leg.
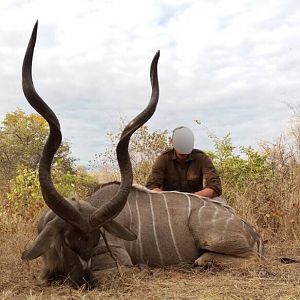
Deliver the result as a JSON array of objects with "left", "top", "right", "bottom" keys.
[{"left": 189, "top": 208, "right": 261, "bottom": 263}]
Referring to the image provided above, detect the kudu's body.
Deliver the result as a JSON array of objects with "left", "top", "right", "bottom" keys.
[
  {"left": 89, "top": 182, "right": 263, "bottom": 269},
  {"left": 21, "top": 21, "right": 160, "bottom": 288}
]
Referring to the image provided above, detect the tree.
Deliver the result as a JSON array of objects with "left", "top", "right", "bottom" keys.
[
  {"left": 0, "top": 108, "right": 75, "bottom": 181},
  {"left": 1, "top": 109, "right": 99, "bottom": 222}
]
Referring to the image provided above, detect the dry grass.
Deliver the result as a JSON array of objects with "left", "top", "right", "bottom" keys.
[{"left": 1, "top": 219, "right": 300, "bottom": 300}]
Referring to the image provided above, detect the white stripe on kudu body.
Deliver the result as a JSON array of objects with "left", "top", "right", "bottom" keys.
[
  {"left": 188, "top": 194, "right": 192, "bottom": 218},
  {"left": 211, "top": 204, "right": 219, "bottom": 227},
  {"left": 148, "top": 193, "right": 164, "bottom": 264},
  {"left": 126, "top": 201, "right": 133, "bottom": 255},
  {"left": 135, "top": 191, "right": 144, "bottom": 263},
  {"left": 197, "top": 202, "right": 206, "bottom": 223},
  {"left": 222, "top": 212, "right": 235, "bottom": 236},
  {"left": 162, "top": 193, "right": 183, "bottom": 262}
]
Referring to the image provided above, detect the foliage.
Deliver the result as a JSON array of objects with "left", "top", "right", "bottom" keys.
[
  {"left": 206, "top": 133, "right": 272, "bottom": 189},
  {"left": 6, "top": 164, "right": 99, "bottom": 221},
  {"left": 90, "top": 119, "right": 170, "bottom": 185},
  {"left": 0, "top": 109, "right": 100, "bottom": 227},
  {"left": 0, "top": 109, "right": 75, "bottom": 182},
  {"left": 204, "top": 131, "right": 300, "bottom": 237}
]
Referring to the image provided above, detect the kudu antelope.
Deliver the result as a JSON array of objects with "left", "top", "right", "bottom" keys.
[
  {"left": 89, "top": 184, "right": 263, "bottom": 270},
  {"left": 21, "top": 21, "right": 159, "bottom": 288}
]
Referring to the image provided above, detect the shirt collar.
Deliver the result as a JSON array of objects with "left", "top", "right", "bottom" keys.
[{"left": 171, "top": 148, "right": 193, "bottom": 161}]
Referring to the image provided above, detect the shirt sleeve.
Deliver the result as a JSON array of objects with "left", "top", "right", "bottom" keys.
[
  {"left": 145, "top": 154, "right": 167, "bottom": 190},
  {"left": 201, "top": 154, "right": 222, "bottom": 196}
]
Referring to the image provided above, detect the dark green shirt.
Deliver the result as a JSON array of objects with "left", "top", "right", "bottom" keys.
[{"left": 146, "top": 148, "right": 222, "bottom": 196}]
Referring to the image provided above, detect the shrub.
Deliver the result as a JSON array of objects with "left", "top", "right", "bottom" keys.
[
  {"left": 91, "top": 121, "right": 170, "bottom": 185},
  {"left": 207, "top": 132, "right": 300, "bottom": 239},
  {"left": 5, "top": 165, "right": 98, "bottom": 224}
]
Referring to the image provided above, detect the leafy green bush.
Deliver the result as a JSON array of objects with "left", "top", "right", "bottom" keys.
[
  {"left": 6, "top": 165, "right": 98, "bottom": 221},
  {"left": 206, "top": 133, "right": 272, "bottom": 189},
  {"left": 206, "top": 132, "right": 300, "bottom": 238}
]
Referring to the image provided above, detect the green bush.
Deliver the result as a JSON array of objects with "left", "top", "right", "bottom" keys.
[
  {"left": 6, "top": 165, "right": 98, "bottom": 221},
  {"left": 207, "top": 133, "right": 272, "bottom": 190},
  {"left": 206, "top": 132, "right": 300, "bottom": 238}
]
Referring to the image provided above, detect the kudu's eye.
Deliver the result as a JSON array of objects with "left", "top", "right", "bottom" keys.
[{"left": 64, "top": 234, "right": 79, "bottom": 252}]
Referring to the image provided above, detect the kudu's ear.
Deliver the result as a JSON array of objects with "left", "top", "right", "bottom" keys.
[
  {"left": 103, "top": 220, "right": 137, "bottom": 241},
  {"left": 22, "top": 218, "right": 59, "bottom": 260}
]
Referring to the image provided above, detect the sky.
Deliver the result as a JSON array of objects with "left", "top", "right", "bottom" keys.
[{"left": 0, "top": 0, "right": 300, "bottom": 167}]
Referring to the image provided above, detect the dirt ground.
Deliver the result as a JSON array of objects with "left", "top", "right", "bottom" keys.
[{"left": 1, "top": 227, "right": 300, "bottom": 300}]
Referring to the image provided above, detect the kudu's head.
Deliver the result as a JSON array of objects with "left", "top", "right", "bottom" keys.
[{"left": 21, "top": 21, "right": 159, "bottom": 288}]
